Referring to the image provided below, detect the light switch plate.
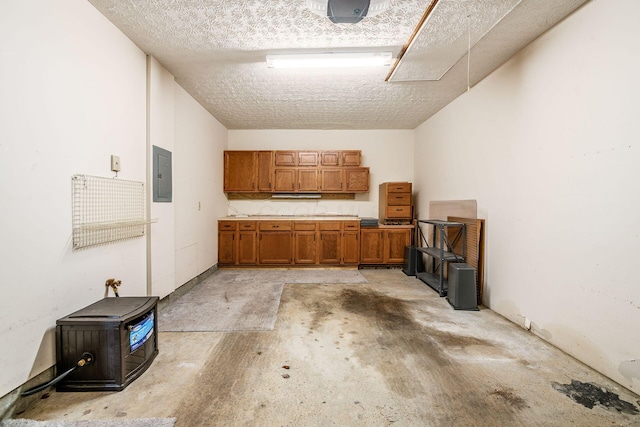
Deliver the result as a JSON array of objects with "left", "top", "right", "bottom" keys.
[{"left": 111, "top": 155, "right": 121, "bottom": 172}]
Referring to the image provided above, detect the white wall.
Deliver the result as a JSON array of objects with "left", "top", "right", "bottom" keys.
[
  {"left": 174, "top": 84, "right": 228, "bottom": 287},
  {"left": 414, "top": 0, "right": 640, "bottom": 394},
  {"left": 0, "top": 0, "right": 147, "bottom": 397},
  {"left": 228, "top": 130, "right": 414, "bottom": 218},
  {"left": 148, "top": 57, "right": 176, "bottom": 299},
  {"left": 0, "top": 0, "right": 226, "bottom": 400}
]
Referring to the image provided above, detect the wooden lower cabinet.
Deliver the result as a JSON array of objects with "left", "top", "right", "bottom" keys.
[
  {"left": 342, "top": 220, "right": 360, "bottom": 265},
  {"left": 360, "top": 226, "right": 412, "bottom": 265},
  {"left": 317, "top": 221, "right": 340, "bottom": 264},
  {"left": 258, "top": 232, "right": 292, "bottom": 264},
  {"left": 238, "top": 231, "right": 257, "bottom": 264},
  {"left": 294, "top": 222, "right": 317, "bottom": 264},
  {"left": 385, "top": 228, "right": 411, "bottom": 263},
  {"left": 258, "top": 221, "right": 293, "bottom": 264},
  {"left": 218, "top": 230, "right": 237, "bottom": 265},
  {"left": 218, "top": 220, "right": 257, "bottom": 265},
  {"left": 360, "top": 229, "right": 385, "bottom": 264},
  {"left": 219, "top": 219, "right": 410, "bottom": 267}
]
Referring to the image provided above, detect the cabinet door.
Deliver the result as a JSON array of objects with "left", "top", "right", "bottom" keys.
[
  {"left": 257, "top": 151, "right": 273, "bottom": 192},
  {"left": 319, "top": 231, "right": 341, "bottom": 264},
  {"left": 320, "top": 151, "right": 340, "bottom": 166},
  {"left": 238, "top": 231, "right": 257, "bottom": 264},
  {"left": 294, "top": 231, "right": 317, "bottom": 264},
  {"left": 360, "top": 229, "right": 384, "bottom": 264},
  {"left": 320, "top": 169, "right": 343, "bottom": 192},
  {"left": 298, "top": 169, "right": 319, "bottom": 192},
  {"left": 218, "top": 231, "right": 237, "bottom": 265},
  {"left": 384, "top": 229, "right": 411, "bottom": 264},
  {"left": 298, "top": 151, "right": 319, "bottom": 166},
  {"left": 345, "top": 167, "right": 369, "bottom": 192},
  {"left": 258, "top": 232, "right": 292, "bottom": 264},
  {"left": 224, "top": 151, "right": 257, "bottom": 192},
  {"left": 341, "top": 151, "right": 361, "bottom": 166},
  {"left": 274, "top": 168, "right": 297, "bottom": 192},
  {"left": 342, "top": 231, "right": 359, "bottom": 265},
  {"left": 275, "top": 151, "right": 296, "bottom": 166}
]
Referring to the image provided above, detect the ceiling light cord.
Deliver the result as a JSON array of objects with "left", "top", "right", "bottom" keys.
[{"left": 467, "top": 14, "right": 471, "bottom": 92}]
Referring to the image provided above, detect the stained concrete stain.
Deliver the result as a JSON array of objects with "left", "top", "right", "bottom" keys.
[
  {"left": 173, "top": 332, "right": 272, "bottom": 427},
  {"left": 552, "top": 380, "right": 639, "bottom": 415},
  {"left": 491, "top": 388, "right": 529, "bottom": 410}
]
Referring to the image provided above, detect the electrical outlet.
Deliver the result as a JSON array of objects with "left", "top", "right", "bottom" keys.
[{"left": 111, "top": 155, "right": 121, "bottom": 172}]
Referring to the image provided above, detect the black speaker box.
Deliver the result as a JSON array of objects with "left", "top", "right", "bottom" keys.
[{"left": 447, "top": 263, "right": 478, "bottom": 311}]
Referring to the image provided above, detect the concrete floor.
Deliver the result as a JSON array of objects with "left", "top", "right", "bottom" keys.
[{"left": 13, "top": 269, "right": 640, "bottom": 426}]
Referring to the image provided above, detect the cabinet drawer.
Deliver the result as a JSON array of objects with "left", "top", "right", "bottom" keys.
[
  {"left": 343, "top": 221, "right": 360, "bottom": 231},
  {"left": 387, "top": 193, "right": 411, "bottom": 206},
  {"left": 319, "top": 222, "right": 341, "bottom": 231},
  {"left": 294, "top": 222, "right": 317, "bottom": 231},
  {"left": 384, "top": 206, "right": 412, "bottom": 219},
  {"left": 387, "top": 182, "right": 412, "bottom": 193},
  {"left": 218, "top": 221, "right": 238, "bottom": 231},
  {"left": 259, "top": 221, "right": 292, "bottom": 231},
  {"left": 238, "top": 221, "right": 256, "bottom": 231}
]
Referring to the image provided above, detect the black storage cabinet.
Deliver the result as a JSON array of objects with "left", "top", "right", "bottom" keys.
[{"left": 56, "top": 296, "right": 159, "bottom": 392}]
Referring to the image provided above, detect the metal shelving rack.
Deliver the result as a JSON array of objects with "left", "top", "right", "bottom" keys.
[{"left": 415, "top": 219, "right": 466, "bottom": 296}]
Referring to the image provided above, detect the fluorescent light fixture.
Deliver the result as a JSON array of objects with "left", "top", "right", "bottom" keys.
[
  {"left": 271, "top": 194, "right": 322, "bottom": 199},
  {"left": 266, "top": 52, "right": 393, "bottom": 69}
]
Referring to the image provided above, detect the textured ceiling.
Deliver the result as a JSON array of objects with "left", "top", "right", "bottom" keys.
[{"left": 87, "top": 0, "right": 589, "bottom": 130}]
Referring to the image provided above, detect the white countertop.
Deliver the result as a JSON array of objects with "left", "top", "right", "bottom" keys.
[{"left": 221, "top": 215, "right": 359, "bottom": 221}]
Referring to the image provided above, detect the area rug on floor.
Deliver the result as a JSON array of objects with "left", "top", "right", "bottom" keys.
[
  {"left": 158, "top": 269, "right": 367, "bottom": 332},
  {"left": 0, "top": 418, "right": 176, "bottom": 427}
]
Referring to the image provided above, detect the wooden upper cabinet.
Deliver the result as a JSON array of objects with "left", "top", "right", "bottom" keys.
[
  {"left": 275, "top": 151, "right": 296, "bottom": 166},
  {"left": 257, "top": 151, "right": 273, "bottom": 192},
  {"left": 224, "top": 151, "right": 257, "bottom": 192},
  {"left": 224, "top": 150, "right": 367, "bottom": 194},
  {"left": 298, "top": 169, "right": 319, "bottom": 192},
  {"left": 274, "top": 168, "right": 296, "bottom": 192},
  {"left": 341, "top": 151, "right": 361, "bottom": 166},
  {"left": 320, "top": 151, "right": 340, "bottom": 166},
  {"left": 297, "top": 151, "right": 319, "bottom": 166},
  {"left": 344, "top": 167, "right": 369, "bottom": 192},
  {"left": 320, "top": 169, "right": 343, "bottom": 192}
]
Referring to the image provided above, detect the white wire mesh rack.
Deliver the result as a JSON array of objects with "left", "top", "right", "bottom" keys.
[{"left": 72, "top": 174, "right": 151, "bottom": 249}]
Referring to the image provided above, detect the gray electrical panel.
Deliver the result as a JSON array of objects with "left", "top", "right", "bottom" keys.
[{"left": 153, "top": 145, "right": 172, "bottom": 202}]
